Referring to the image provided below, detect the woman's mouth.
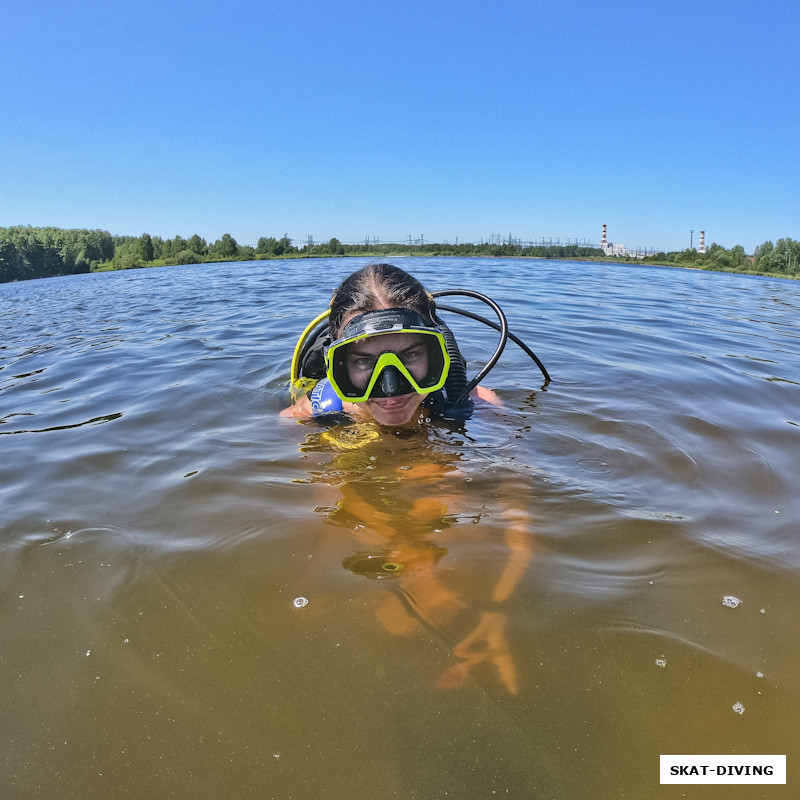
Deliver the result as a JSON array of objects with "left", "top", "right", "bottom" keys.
[
  {"left": 370, "top": 393, "right": 416, "bottom": 410},
  {"left": 367, "top": 393, "right": 422, "bottom": 423}
]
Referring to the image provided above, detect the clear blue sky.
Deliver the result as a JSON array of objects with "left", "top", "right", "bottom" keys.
[{"left": 2, "top": 0, "right": 798, "bottom": 253}]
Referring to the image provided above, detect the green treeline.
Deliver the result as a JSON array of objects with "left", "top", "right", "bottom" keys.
[
  {"left": 642, "top": 240, "right": 800, "bottom": 276},
  {"left": 0, "top": 226, "right": 115, "bottom": 282},
  {"left": 0, "top": 227, "right": 605, "bottom": 281},
  {"left": 2, "top": 225, "right": 799, "bottom": 283},
  {"left": 108, "top": 233, "right": 605, "bottom": 267}
]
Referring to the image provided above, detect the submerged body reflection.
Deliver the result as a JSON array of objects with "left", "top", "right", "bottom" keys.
[{"left": 300, "top": 421, "right": 535, "bottom": 695}]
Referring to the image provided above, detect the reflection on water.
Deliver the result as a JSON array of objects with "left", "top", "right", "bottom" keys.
[{"left": 2, "top": 258, "right": 800, "bottom": 799}]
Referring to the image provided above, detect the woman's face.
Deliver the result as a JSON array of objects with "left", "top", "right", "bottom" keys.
[{"left": 339, "top": 310, "right": 430, "bottom": 426}]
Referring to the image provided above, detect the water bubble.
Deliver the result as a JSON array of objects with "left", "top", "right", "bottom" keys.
[
  {"left": 655, "top": 657, "right": 667, "bottom": 668},
  {"left": 732, "top": 702, "right": 745, "bottom": 715},
  {"left": 293, "top": 597, "right": 309, "bottom": 609},
  {"left": 722, "top": 595, "right": 741, "bottom": 608}
]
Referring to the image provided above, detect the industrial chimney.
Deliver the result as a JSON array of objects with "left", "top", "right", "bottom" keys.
[{"left": 698, "top": 231, "right": 707, "bottom": 253}]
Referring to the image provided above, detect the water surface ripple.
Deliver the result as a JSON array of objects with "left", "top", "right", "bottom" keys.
[{"left": 2, "top": 258, "right": 798, "bottom": 799}]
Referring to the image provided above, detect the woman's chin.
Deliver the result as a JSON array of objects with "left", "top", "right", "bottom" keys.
[{"left": 366, "top": 394, "right": 424, "bottom": 426}]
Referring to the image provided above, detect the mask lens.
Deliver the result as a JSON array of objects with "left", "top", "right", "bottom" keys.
[{"left": 343, "top": 348, "right": 378, "bottom": 391}]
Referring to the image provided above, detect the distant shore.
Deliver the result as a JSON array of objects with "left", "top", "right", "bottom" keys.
[{"left": 3, "top": 226, "right": 798, "bottom": 283}]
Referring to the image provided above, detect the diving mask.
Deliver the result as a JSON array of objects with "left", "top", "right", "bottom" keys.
[{"left": 326, "top": 308, "right": 451, "bottom": 402}]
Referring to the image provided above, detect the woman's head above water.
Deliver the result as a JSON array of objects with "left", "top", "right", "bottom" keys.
[
  {"left": 325, "top": 264, "right": 440, "bottom": 426},
  {"left": 282, "top": 263, "right": 500, "bottom": 426},
  {"left": 329, "top": 263, "right": 435, "bottom": 336}
]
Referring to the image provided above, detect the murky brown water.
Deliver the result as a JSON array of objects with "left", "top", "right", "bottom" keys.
[{"left": 2, "top": 257, "right": 798, "bottom": 798}]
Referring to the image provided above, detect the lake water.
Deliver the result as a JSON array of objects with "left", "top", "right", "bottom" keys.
[{"left": 2, "top": 256, "right": 798, "bottom": 798}]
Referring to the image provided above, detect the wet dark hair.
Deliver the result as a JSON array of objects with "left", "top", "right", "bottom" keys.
[{"left": 329, "top": 263, "right": 435, "bottom": 336}]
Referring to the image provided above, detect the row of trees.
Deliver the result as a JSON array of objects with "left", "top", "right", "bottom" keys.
[
  {"left": 299, "top": 239, "right": 603, "bottom": 259},
  {"left": 752, "top": 239, "right": 800, "bottom": 275},
  {"left": 0, "top": 227, "right": 606, "bottom": 281},
  {"left": 109, "top": 232, "right": 300, "bottom": 269},
  {"left": 642, "top": 243, "right": 750, "bottom": 271},
  {"left": 0, "top": 227, "right": 298, "bottom": 280},
  {"left": 0, "top": 226, "right": 115, "bottom": 282},
  {"left": 3, "top": 226, "right": 799, "bottom": 283},
  {"left": 639, "top": 239, "right": 800, "bottom": 276}
]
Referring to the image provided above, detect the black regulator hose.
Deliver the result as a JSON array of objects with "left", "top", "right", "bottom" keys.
[
  {"left": 435, "top": 302, "right": 552, "bottom": 384},
  {"left": 432, "top": 290, "right": 509, "bottom": 405}
]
